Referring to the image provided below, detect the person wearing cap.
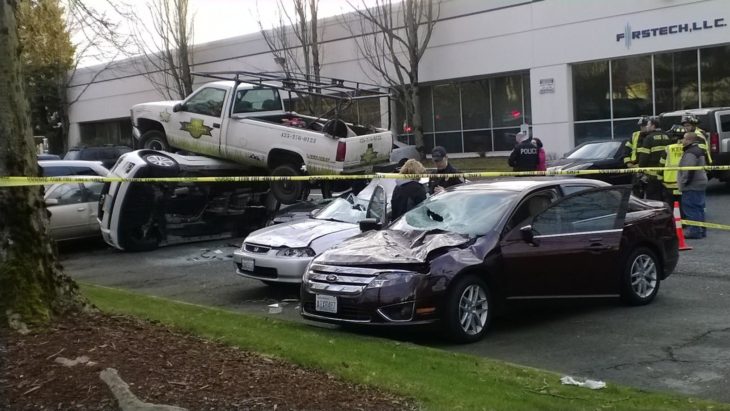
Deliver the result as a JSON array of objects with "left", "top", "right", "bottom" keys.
[
  {"left": 681, "top": 113, "right": 713, "bottom": 165},
  {"left": 508, "top": 132, "right": 539, "bottom": 172},
  {"left": 636, "top": 117, "right": 672, "bottom": 201},
  {"left": 429, "top": 146, "right": 463, "bottom": 194}
]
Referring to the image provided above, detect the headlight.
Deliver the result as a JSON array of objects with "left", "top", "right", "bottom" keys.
[
  {"left": 366, "top": 271, "right": 418, "bottom": 289},
  {"left": 276, "top": 247, "right": 315, "bottom": 257}
]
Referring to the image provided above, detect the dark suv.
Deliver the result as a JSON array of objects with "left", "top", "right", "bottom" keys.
[
  {"left": 660, "top": 108, "right": 730, "bottom": 181},
  {"left": 64, "top": 145, "right": 132, "bottom": 169}
]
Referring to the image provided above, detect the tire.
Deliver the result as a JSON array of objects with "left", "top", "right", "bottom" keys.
[
  {"left": 141, "top": 151, "right": 179, "bottom": 177},
  {"left": 140, "top": 130, "right": 170, "bottom": 151},
  {"left": 271, "top": 164, "right": 306, "bottom": 205},
  {"left": 442, "top": 274, "right": 492, "bottom": 343},
  {"left": 620, "top": 247, "right": 661, "bottom": 306}
]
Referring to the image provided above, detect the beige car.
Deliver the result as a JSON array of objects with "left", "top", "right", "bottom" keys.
[{"left": 45, "top": 181, "right": 106, "bottom": 241}]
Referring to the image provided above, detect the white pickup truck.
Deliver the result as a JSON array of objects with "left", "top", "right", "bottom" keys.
[{"left": 130, "top": 73, "right": 395, "bottom": 203}]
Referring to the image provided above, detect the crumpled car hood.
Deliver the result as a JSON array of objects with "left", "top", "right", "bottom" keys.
[
  {"left": 245, "top": 218, "right": 356, "bottom": 248},
  {"left": 317, "top": 229, "right": 472, "bottom": 264}
]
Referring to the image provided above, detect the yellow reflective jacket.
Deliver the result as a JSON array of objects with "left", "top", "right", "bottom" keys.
[
  {"left": 660, "top": 142, "right": 684, "bottom": 195},
  {"left": 694, "top": 127, "right": 713, "bottom": 165},
  {"left": 623, "top": 131, "right": 642, "bottom": 167}
]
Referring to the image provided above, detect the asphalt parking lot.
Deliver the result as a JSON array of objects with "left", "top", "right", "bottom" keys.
[{"left": 61, "top": 181, "right": 730, "bottom": 403}]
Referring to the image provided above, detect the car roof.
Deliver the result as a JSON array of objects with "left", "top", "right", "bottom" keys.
[
  {"left": 451, "top": 177, "right": 609, "bottom": 193},
  {"left": 38, "top": 160, "right": 109, "bottom": 175},
  {"left": 661, "top": 107, "right": 730, "bottom": 117}
]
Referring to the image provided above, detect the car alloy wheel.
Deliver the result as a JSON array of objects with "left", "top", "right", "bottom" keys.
[
  {"left": 444, "top": 274, "right": 492, "bottom": 343},
  {"left": 621, "top": 247, "right": 661, "bottom": 306},
  {"left": 145, "top": 155, "right": 176, "bottom": 168},
  {"left": 458, "top": 284, "right": 489, "bottom": 336},
  {"left": 630, "top": 254, "right": 657, "bottom": 298}
]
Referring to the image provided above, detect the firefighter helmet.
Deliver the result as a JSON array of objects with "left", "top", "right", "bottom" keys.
[{"left": 681, "top": 113, "right": 699, "bottom": 125}]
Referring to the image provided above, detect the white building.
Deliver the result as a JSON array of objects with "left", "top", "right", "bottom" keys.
[{"left": 67, "top": 0, "right": 730, "bottom": 157}]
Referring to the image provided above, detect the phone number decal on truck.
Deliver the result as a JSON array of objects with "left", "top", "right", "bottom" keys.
[{"left": 281, "top": 132, "right": 317, "bottom": 144}]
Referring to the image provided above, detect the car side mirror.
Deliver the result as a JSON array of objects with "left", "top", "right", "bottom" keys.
[
  {"left": 45, "top": 198, "right": 59, "bottom": 206},
  {"left": 520, "top": 225, "right": 539, "bottom": 246},
  {"left": 172, "top": 103, "right": 184, "bottom": 112},
  {"left": 359, "top": 217, "right": 382, "bottom": 232}
]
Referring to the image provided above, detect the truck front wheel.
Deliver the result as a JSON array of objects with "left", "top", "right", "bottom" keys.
[
  {"left": 271, "top": 164, "right": 307, "bottom": 205},
  {"left": 140, "top": 130, "right": 170, "bottom": 151}
]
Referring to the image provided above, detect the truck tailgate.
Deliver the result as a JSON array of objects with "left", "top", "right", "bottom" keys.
[{"left": 341, "top": 131, "right": 392, "bottom": 171}]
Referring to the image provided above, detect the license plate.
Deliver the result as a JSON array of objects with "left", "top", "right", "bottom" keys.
[
  {"left": 315, "top": 294, "right": 337, "bottom": 313},
  {"left": 240, "top": 258, "right": 254, "bottom": 272}
]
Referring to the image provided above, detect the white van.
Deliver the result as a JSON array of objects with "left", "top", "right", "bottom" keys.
[{"left": 98, "top": 150, "right": 276, "bottom": 251}]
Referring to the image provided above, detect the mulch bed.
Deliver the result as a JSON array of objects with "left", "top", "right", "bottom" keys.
[{"left": 0, "top": 313, "right": 414, "bottom": 410}]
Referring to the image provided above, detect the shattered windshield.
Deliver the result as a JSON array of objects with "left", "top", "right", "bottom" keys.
[
  {"left": 313, "top": 195, "right": 368, "bottom": 224},
  {"left": 390, "top": 190, "right": 517, "bottom": 236}
]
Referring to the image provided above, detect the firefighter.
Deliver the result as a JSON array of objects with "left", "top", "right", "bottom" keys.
[
  {"left": 624, "top": 116, "right": 649, "bottom": 197},
  {"left": 623, "top": 116, "right": 649, "bottom": 167},
  {"left": 660, "top": 135, "right": 685, "bottom": 206},
  {"left": 637, "top": 117, "right": 672, "bottom": 202},
  {"left": 681, "top": 113, "right": 713, "bottom": 165}
]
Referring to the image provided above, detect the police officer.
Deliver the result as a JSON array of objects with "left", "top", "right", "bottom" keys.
[
  {"left": 660, "top": 136, "right": 685, "bottom": 206},
  {"left": 429, "top": 146, "right": 463, "bottom": 194},
  {"left": 508, "top": 132, "right": 539, "bottom": 172},
  {"left": 637, "top": 117, "right": 672, "bottom": 201},
  {"left": 681, "top": 113, "right": 713, "bottom": 165}
]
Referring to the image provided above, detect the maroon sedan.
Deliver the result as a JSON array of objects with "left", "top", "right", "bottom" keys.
[{"left": 300, "top": 178, "right": 679, "bottom": 343}]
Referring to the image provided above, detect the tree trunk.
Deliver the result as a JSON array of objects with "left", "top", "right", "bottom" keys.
[{"left": 0, "top": 1, "right": 85, "bottom": 327}]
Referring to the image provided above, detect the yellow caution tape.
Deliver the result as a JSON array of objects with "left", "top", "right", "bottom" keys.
[
  {"left": 681, "top": 220, "right": 730, "bottom": 231},
  {"left": 1, "top": 165, "right": 729, "bottom": 187}
]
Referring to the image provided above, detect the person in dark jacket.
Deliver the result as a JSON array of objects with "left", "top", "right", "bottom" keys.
[
  {"left": 678, "top": 132, "right": 708, "bottom": 239},
  {"left": 508, "top": 132, "right": 539, "bottom": 172},
  {"left": 391, "top": 159, "right": 428, "bottom": 219},
  {"left": 429, "top": 146, "right": 463, "bottom": 194},
  {"left": 637, "top": 117, "right": 672, "bottom": 201}
]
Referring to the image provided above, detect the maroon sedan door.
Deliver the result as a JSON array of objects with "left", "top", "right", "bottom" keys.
[{"left": 500, "top": 187, "right": 630, "bottom": 297}]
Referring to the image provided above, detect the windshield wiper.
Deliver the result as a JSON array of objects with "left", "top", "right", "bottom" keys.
[{"left": 425, "top": 207, "right": 444, "bottom": 222}]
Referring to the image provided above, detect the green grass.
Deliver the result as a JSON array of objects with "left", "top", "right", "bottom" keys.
[
  {"left": 82, "top": 283, "right": 727, "bottom": 411},
  {"left": 423, "top": 156, "right": 511, "bottom": 172}
]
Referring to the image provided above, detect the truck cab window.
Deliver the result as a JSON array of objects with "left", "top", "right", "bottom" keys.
[
  {"left": 185, "top": 87, "right": 227, "bottom": 117},
  {"left": 233, "top": 88, "right": 282, "bottom": 114}
]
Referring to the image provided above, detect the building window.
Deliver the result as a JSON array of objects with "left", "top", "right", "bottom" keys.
[
  {"left": 573, "top": 61, "right": 610, "bottom": 121},
  {"left": 491, "top": 75, "right": 525, "bottom": 127},
  {"left": 573, "top": 44, "right": 730, "bottom": 145},
  {"left": 396, "top": 72, "right": 531, "bottom": 154},
  {"left": 654, "top": 50, "right": 698, "bottom": 113},
  {"left": 79, "top": 120, "right": 133, "bottom": 147},
  {"left": 611, "top": 55, "right": 652, "bottom": 119},
  {"left": 700, "top": 45, "right": 730, "bottom": 107}
]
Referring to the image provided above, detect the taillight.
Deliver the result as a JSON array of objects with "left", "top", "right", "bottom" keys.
[
  {"left": 336, "top": 141, "right": 346, "bottom": 162},
  {"left": 710, "top": 132, "right": 719, "bottom": 153}
]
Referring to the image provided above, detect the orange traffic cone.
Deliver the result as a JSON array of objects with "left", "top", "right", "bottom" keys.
[{"left": 674, "top": 201, "right": 692, "bottom": 251}]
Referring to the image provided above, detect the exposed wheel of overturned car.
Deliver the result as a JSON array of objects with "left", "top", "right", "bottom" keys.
[
  {"left": 270, "top": 163, "right": 307, "bottom": 205},
  {"left": 443, "top": 274, "right": 492, "bottom": 343},
  {"left": 621, "top": 246, "right": 661, "bottom": 305},
  {"left": 141, "top": 151, "right": 180, "bottom": 177},
  {"left": 139, "top": 130, "right": 170, "bottom": 151}
]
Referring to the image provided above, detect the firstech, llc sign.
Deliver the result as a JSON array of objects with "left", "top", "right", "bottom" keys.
[{"left": 616, "top": 18, "right": 726, "bottom": 48}]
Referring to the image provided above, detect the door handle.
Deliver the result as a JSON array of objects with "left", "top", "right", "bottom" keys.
[
  {"left": 76, "top": 207, "right": 86, "bottom": 212},
  {"left": 213, "top": 122, "right": 221, "bottom": 128}
]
